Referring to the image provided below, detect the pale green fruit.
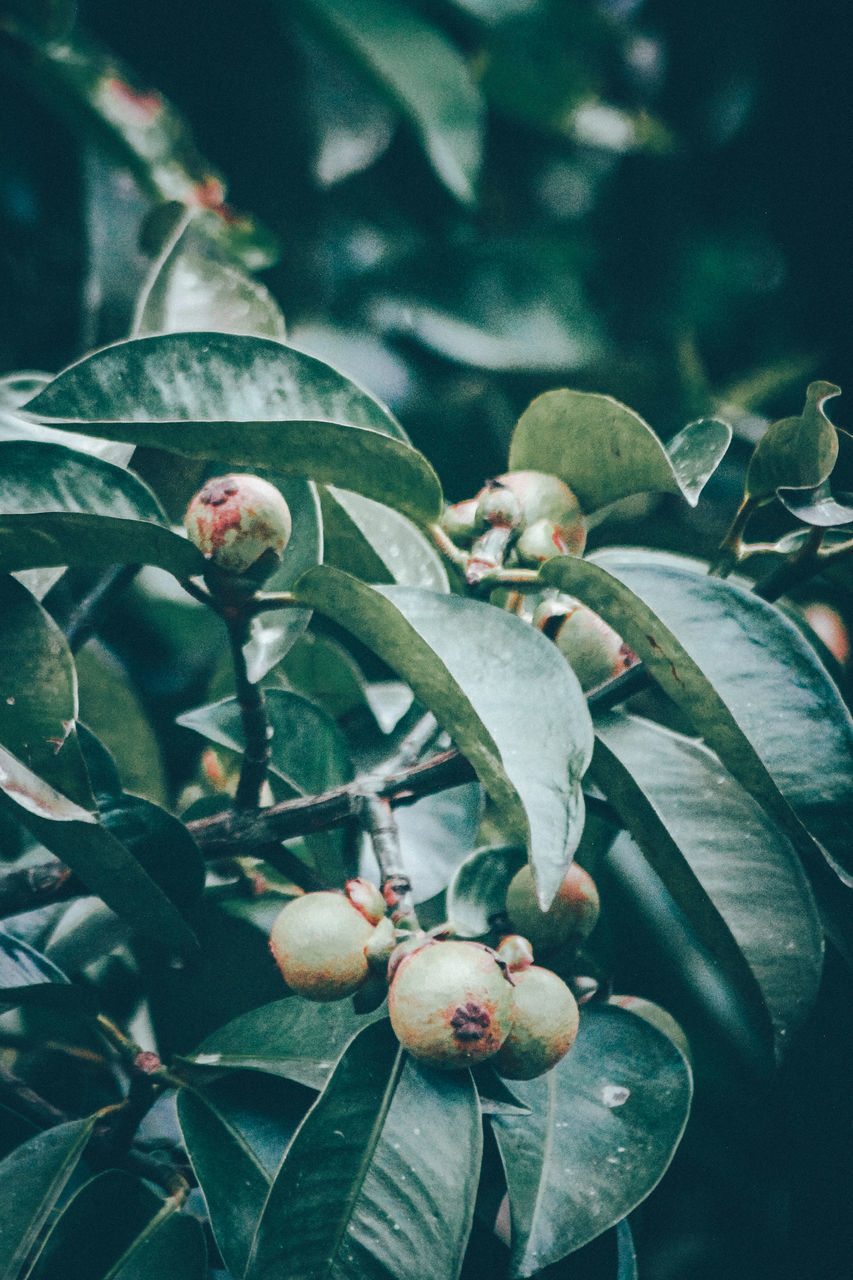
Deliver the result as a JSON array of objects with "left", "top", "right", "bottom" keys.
[
  {"left": 533, "top": 594, "right": 636, "bottom": 692},
  {"left": 185, "top": 474, "right": 292, "bottom": 574},
  {"left": 388, "top": 940, "right": 513, "bottom": 1068},
  {"left": 494, "top": 965, "right": 580, "bottom": 1080},
  {"left": 506, "top": 862, "right": 600, "bottom": 953},
  {"left": 440, "top": 497, "right": 481, "bottom": 544},
  {"left": 269, "top": 891, "right": 376, "bottom": 1001}
]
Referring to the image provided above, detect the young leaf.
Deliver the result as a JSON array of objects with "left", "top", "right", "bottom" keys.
[
  {"left": 593, "top": 713, "right": 823, "bottom": 1054},
  {"left": 541, "top": 550, "right": 853, "bottom": 884},
  {"left": 294, "top": 569, "right": 594, "bottom": 906},
  {"left": 0, "top": 745, "right": 197, "bottom": 955},
  {"left": 745, "top": 381, "right": 840, "bottom": 502},
  {"left": 0, "top": 574, "right": 91, "bottom": 806},
  {"left": 24, "top": 333, "right": 442, "bottom": 526},
  {"left": 507, "top": 389, "right": 731, "bottom": 513},
  {"left": 0, "top": 1116, "right": 96, "bottom": 1280},
  {"left": 294, "top": 0, "right": 485, "bottom": 204},
  {"left": 491, "top": 1004, "right": 692, "bottom": 1276}
]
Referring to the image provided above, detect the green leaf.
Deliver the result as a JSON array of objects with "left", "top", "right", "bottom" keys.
[
  {"left": 133, "top": 210, "right": 287, "bottom": 340},
  {"left": 320, "top": 486, "right": 450, "bottom": 590},
  {"left": 491, "top": 1004, "right": 692, "bottom": 1276},
  {"left": 366, "top": 781, "right": 482, "bottom": 903},
  {"left": 746, "top": 381, "right": 840, "bottom": 502},
  {"left": 181, "top": 997, "right": 386, "bottom": 1090},
  {"left": 0, "top": 574, "right": 91, "bottom": 805},
  {"left": 178, "top": 1073, "right": 309, "bottom": 1278},
  {"left": 0, "top": 440, "right": 200, "bottom": 579},
  {"left": 0, "top": 930, "right": 96, "bottom": 1016},
  {"left": 0, "top": 1116, "right": 95, "bottom": 1280},
  {"left": 541, "top": 550, "right": 853, "bottom": 884},
  {"left": 76, "top": 654, "right": 168, "bottom": 807},
  {"left": 247, "top": 1019, "right": 404, "bottom": 1280},
  {"left": 30, "top": 1170, "right": 162, "bottom": 1280},
  {"left": 105, "top": 1212, "right": 206, "bottom": 1280},
  {"left": 294, "top": 569, "right": 594, "bottom": 906},
  {"left": 242, "top": 476, "right": 322, "bottom": 683},
  {"left": 508, "top": 389, "right": 731, "bottom": 513},
  {"left": 775, "top": 477, "right": 853, "bottom": 527},
  {"left": 248, "top": 1021, "right": 482, "bottom": 1280},
  {"left": 593, "top": 713, "right": 823, "bottom": 1055},
  {"left": 97, "top": 793, "right": 206, "bottom": 913},
  {"left": 177, "top": 689, "right": 353, "bottom": 796},
  {"left": 0, "top": 745, "right": 197, "bottom": 956},
  {"left": 446, "top": 845, "right": 526, "bottom": 937},
  {"left": 25, "top": 334, "right": 441, "bottom": 526},
  {"left": 295, "top": 0, "right": 485, "bottom": 204}
]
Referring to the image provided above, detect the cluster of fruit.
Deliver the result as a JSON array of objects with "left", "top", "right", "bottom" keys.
[
  {"left": 268, "top": 862, "right": 600, "bottom": 1081},
  {"left": 442, "top": 471, "right": 635, "bottom": 691}
]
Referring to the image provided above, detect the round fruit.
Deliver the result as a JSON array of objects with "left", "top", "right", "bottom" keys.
[
  {"left": 269, "top": 891, "right": 376, "bottom": 1001},
  {"left": 185, "top": 474, "right": 292, "bottom": 574},
  {"left": 485, "top": 471, "right": 586, "bottom": 557},
  {"left": 494, "top": 965, "right": 579, "bottom": 1080},
  {"left": 515, "top": 517, "right": 586, "bottom": 564},
  {"left": 506, "top": 862, "right": 600, "bottom": 953},
  {"left": 532, "top": 594, "right": 636, "bottom": 691},
  {"left": 388, "top": 939, "right": 513, "bottom": 1068},
  {"left": 440, "top": 497, "right": 482, "bottom": 544}
]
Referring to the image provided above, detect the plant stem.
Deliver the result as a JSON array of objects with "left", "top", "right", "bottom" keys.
[
  {"left": 361, "top": 790, "right": 420, "bottom": 929},
  {"left": 227, "top": 612, "right": 272, "bottom": 810}
]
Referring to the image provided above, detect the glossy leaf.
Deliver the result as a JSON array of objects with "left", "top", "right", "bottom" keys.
[
  {"left": 446, "top": 845, "right": 526, "bottom": 937},
  {"left": 0, "top": 930, "right": 96, "bottom": 1015},
  {"left": 321, "top": 486, "right": 450, "bottom": 590},
  {"left": 746, "top": 381, "right": 840, "bottom": 502},
  {"left": 0, "top": 1115, "right": 95, "bottom": 1280},
  {"left": 593, "top": 712, "right": 823, "bottom": 1054},
  {"left": 0, "top": 745, "right": 197, "bottom": 955},
  {"left": 542, "top": 550, "right": 853, "bottom": 883},
  {"left": 491, "top": 1004, "right": 692, "bottom": 1276},
  {"left": 181, "top": 997, "right": 386, "bottom": 1090},
  {"left": 30, "top": 1170, "right": 162, "bottom": 1280},
  {"left": 105, "top": 1212, "right": 207, "bottom": 1280},
  {"left": 178, "top": 1073, "right": 309, "bottom": 1278},
  {"left": 248, "top": 1021, "right": 482, "bottom": 1280},
  {"left": 295, "top": 0, "right": 485, "bottom": 204},
  {"left": 242, "top": 476, "right": 322, "bottom": 682},
  {"left": 294, "top": 569, "right": 594, "bottom": 906},
  {"left": 508, "top": 389, "right": 730, "bottom": 513},
  {"left": 134, "top": 211, "right": 287, "bottom": 340},
  {"left": 76, "top": 654, "right": 168, "bottom": 807},
  {"left": 177, "top": 689, "right": 353, "bottom": 796},
  {"left": 25, "top": 333, "right": 441, "bottom": 525},
  {"left": 247, "top": 1019, "right": 404, "bottom": 1280},
  {"left": 776, "top": 476, "right": 853, "bottom": 527},
  {"left": 0, "top": 574, "right": 91, "bottom": 805},
  {"left": 97, "top": 793, "right": 206, "bottom": 913}
]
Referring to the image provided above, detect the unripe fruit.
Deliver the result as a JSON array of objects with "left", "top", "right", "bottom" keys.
[
  {"left": 388, "top": 939, "right": 513, "bottom": 1068},
  {"left": 506, "top": 862, "right": 600, "bottom": 953},
  {"left": 440, "top": 497, "right": 481, "bottom": 544},
  {"left": 269, "top": 891, "right": 376, "bottom": 1001},
  {"left": 533, "top": 594, "right": 636, "bottom": 692},
  {"left": 484, "top": 471, "right": 586, "bottom": 558},
  {"left": 475, "top": 482, "right": 524, "bottom": 530},
  {"left": 346, "top": 877, "right": 386, "bottom": 925},
  {"left": 497, "top": 934, "right": 535, "bottom": 972},
  {"left": 494, "top": 965, "right": 580, "bottom": 1080},
  {"left": 516, "top": 517, "right": 586, "bottom": 564},
  {"left": 185, "top": 474, "right": 292, "bottom": 574}
]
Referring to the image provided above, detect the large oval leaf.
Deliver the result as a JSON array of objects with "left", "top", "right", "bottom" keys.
[
  {"left": 105, "top": 1211, "right": 207, "bottom": 1280},
  {"left": 24, "top": 334, "right": 442, "bottom": 526},
  {"left": 0, "top": 575, "right": 91, "bottom": 805},
  {"left": 491, "top": 1004, "right": 692, "bottom": 1276},
  {"left": 593, "top": 713, "right": 823, "bottom": 1054},
  {"left": 541, "top": 550, "right": 853, "bottom": 884},
  {"left": 0, "top": 1116, "right": 96, "bottom": 1280},
  {"left": 295, "top": 0, "right": 485, "bottom": 205},
  {"left": 508, "top": 389, "right": 730, "bottom": 513},
  {"left": 294, "top": 569, "right": 594, "bottom": 906}
]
